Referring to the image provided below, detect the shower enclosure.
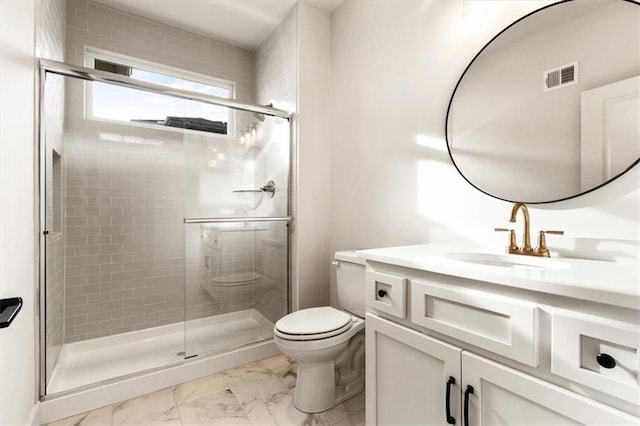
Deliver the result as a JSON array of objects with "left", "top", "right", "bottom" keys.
[{"left": 39, "top": 59, "right": 292, "bottom": 397}]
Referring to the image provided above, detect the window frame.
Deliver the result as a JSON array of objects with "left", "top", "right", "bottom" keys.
[{"left": 84, "top": 47, "right": 237, "bottom": 138}]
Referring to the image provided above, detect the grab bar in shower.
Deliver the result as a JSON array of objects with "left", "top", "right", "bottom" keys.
[{"left": 183, "top": 216, "right": 292, "bottom": 224}]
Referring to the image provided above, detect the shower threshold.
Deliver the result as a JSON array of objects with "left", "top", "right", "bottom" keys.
[{"left": 46, "top": 309, "right": 274, "bottom": 395}]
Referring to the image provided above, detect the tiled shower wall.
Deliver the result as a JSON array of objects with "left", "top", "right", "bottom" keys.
[
  {"left": 62, "top": 0, "right": 258, "bottom": 343},
  {"left": 253, "top": 6, "right": 298, "bottom": 323},
  {"left": 46, "top": 0, "right": 294, "bottom": 345},
  {"left": 63, "top": 115, "right": 188, "bottom": 342},
  {"left": 65, "top": 0, "right": 255, "bottom": 103},
  {"left": 36, "top": 0, "right": 66, "bottom": 381}
]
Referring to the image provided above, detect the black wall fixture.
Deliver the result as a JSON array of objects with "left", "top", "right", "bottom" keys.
[{"left": 0, "top": 297, "right": 23, "bottom": 329}]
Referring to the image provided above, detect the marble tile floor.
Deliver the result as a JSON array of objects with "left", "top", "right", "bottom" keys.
[{"left": 45, "top": 354, "right": 365, "bottom": 426}]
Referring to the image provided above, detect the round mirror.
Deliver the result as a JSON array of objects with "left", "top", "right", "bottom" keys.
[{"left": 446, "top": 0, "right": 640, "bottom": 204}]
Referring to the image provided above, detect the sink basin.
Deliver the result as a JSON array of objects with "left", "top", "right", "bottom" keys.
[{"left": 446, "top": 252, "right": 570, "bottom": 270}]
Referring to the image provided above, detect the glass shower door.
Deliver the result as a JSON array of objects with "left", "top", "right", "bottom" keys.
[
  {"left": 182, "top": 108, "right": 291, "bottom": 358},
  {"left": 41, "top": 60, "right": 291, "bottom": 397},
  {"left": 42, "top": 72, "right": 192, "bottom": 394}
]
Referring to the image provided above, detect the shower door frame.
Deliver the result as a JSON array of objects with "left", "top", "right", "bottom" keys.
[{"left": 37, "top": 58, "right": 294, "bottom": 400}]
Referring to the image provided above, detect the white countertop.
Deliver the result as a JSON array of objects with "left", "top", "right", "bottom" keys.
[{"left": 357, "top": 244, "right": 640, "bottom": 310}]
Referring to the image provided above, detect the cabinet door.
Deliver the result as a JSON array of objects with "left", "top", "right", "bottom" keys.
[
  {"left": 462, "top": 352, "right": 639, "bottom": 425},
  {"left": 366, "top": 313, "right": 462, "bottom": 425}
]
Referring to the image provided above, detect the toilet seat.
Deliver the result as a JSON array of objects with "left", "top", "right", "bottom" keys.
[{"left": 275, "top": 307, "right": 352, "bottom": 341}]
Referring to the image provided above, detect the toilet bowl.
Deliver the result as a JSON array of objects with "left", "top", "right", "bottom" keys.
[{"left": 273, "top": 251, "right": 366, "bottom": 413}]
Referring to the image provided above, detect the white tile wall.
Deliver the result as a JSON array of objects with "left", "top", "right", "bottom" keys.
[
  {"left": 254, "top": 7, "right": 297, "bottom": 320},
  {"left": 256, "top": 6, "right": 297, "bottom": 113},
  {"left": 65, "top": 0, "right": 255, "bottom": 104},
  {"left": 62, "top": 114, "right": 191, "bottom": 342}
]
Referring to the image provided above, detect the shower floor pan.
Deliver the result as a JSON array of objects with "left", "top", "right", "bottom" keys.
[{"left": 47, "top": 309, "right": 274, "bottom": 394}]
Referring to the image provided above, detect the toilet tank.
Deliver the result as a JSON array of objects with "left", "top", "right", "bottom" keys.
[{"left": 334, "top": 250, "right": 366, "bottom": 317}]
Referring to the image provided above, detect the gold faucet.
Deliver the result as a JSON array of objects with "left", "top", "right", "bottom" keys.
[
  {"left": 495, "top": 203, "right": 564, "bottom": 257},
  {"left": 509, "top": 202, "right": 533, "bottom": 255}
]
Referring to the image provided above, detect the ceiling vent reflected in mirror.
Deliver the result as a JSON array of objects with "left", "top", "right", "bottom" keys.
[{"left": 544, "top": 61, "right": 578, "bottom": 92}]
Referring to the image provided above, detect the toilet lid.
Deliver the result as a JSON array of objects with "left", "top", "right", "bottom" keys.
[{"left": 275, "top": 307, "right": 352, "bottom": 338}]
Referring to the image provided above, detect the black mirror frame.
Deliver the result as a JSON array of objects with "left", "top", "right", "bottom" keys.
[{"left": 445, "top": 0, "right": 640, "bottom": 205}]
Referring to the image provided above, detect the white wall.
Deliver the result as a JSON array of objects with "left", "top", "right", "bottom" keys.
[
  {"left": 296, "top": 3, "right": 332, "bottom": 309},
  {"left": 0, "top": 1, "right": 38, "bottom": 425},
  {"left": 329, "top": 0, "right": 640, "bottom": 306}
]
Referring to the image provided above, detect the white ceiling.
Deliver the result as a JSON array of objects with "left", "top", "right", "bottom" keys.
[{"left": 94, "top": 0, "right": 344, "bottom": 50}]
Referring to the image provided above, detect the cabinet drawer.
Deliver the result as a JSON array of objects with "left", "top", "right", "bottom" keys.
[
  {"left": 366, "top": 270, "right": 407, "bottom": 319},
  {"left": 551, "top": 310, "right": 639, "bottom": 405},
  {"left": 411, "top": 280, "right": 539, "bottom": 366}
]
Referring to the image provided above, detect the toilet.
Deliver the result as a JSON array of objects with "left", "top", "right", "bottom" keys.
[{"left": 273, "top": 250, "right": 366, "bottom": 413}]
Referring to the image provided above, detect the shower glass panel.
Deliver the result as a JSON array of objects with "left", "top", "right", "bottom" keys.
[
  {"left": 183, "top": 111, "right": 290, "bottom": 357},
  {"left": 43, "top": 73, "right": 191, "bottom": 394},
  {"left": 41, "top": 69, "right": 290, "bottom": 396}
]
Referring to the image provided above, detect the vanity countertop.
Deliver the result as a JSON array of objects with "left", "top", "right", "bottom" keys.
[{"left": 357, "top": 244, "right": 640, "bottom": 310}]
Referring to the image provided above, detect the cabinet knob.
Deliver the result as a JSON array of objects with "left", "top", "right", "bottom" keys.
[
  {"left": 596, "top": 353, "right": 616, "bottom": 369},
  {"left": 377, "top": 289, "right": 387, "bottom": 298}
]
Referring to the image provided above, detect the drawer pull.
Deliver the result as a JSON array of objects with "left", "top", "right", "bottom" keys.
[
  {"left": 377, "top": 289, "right": 387, "bottom": 298},
  {"left": 463, "top": 385, "right": 474, "bottom": 426},
  {"left": 596, "top": 353, "right": 616, "bottom": 369},
  {"left": 446, "top": 376, "right": 456, "bottom": 424}
]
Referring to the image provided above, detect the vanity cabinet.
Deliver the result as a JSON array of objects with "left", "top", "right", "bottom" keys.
[
  {"left": 360, "top": 246, "right": 640, "bottom": 426},
  {"left": 463, "top": 351, "right": 638, "bottom": 425},
  {"left": 366, "top": 313, "right": 461, "bottom": 425},
  {"left": 367, "top": 313, "right": 639, "bottom": 425}
]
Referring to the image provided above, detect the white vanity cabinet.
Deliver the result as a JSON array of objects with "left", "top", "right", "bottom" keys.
[
  {"left": 360, "top": 245, "right": 640, "bottom": 426},
  {"left": 463, "top": 352, "right": 638, "bottom": 425},
  {"left": 366, "top": 313, "right": 462, "bottom": 425},
  {"left": 367, "top": 313, "right": 639, "bottom": 426}
]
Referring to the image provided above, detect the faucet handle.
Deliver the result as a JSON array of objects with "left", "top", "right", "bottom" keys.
[
  {"left": 536, "top": 230, "right": 564, "bottom": 257},
  {"left": 495, "top": 228, "right": 518, "bottom": 253}
]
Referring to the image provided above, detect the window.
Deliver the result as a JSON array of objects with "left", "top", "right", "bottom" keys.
[{"left": 86, "top": 49, "right": 235, "bottom": 135}]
